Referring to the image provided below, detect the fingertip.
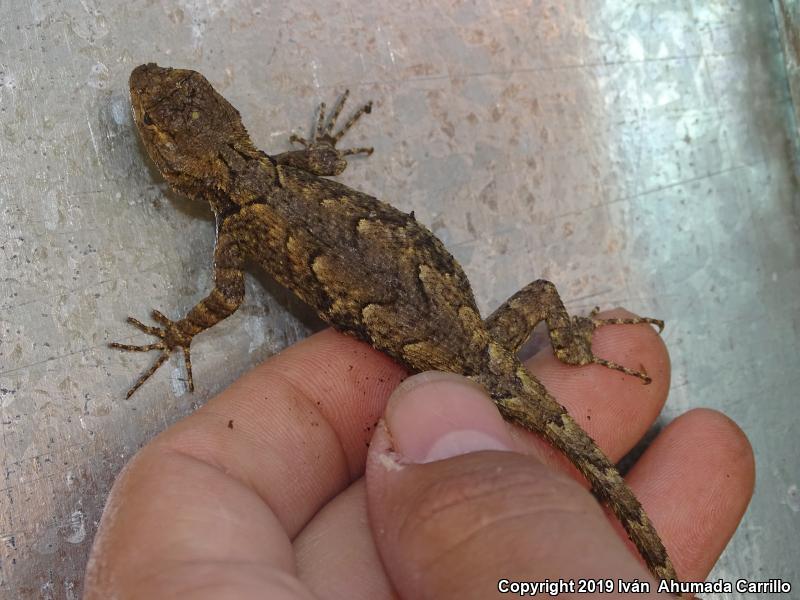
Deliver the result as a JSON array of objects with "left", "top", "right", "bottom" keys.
[
  {"left": 524, "top": 307, "right": 671, "bottom": 460},
  {"left": 365, "top": 440, "right": 653, "bottom": 599},
  {"left": 625, "top": 408, "right": 754, "bottom": 580},
  {"left": 383, "top": 371, "right": 515, "bottom": 463},
  {"left": 591, "top": 308, "right": 671, "bottom": 390},
  {"left": 670, "top": 408, "right": 755, "bottom": 496}
]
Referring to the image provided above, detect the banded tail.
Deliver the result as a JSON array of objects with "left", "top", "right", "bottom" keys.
[{"left": 477, "top": 352, "right": 678, "bottom": 582}]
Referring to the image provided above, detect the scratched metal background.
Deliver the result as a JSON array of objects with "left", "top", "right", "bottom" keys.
[
  {"left": 0, "top": 1, "right": 797, "bottom": 598},
  {"left": 777, "top": 0, "right": 800, "bottom": 195}
]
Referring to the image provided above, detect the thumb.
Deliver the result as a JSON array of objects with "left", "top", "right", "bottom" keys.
[{"left": 365, "top": 372, "right": 656, "bottom": 600}]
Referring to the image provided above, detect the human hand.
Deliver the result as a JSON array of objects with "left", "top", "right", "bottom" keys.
[{"left": 84, "top": 310, "right": 754, "bottom": 599}]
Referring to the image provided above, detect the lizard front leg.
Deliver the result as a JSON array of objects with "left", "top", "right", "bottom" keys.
[
  {"left": 486, "top": 280, "right": 664, "bottom": 383},
  {"left": 273, "top": 89, "right": 374, "bottom": 176},
  {"left": 111, "top": 230, "right": 245, "bottom": 398}
]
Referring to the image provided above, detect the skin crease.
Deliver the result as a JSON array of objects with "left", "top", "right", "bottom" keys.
[{"left": 87, "top": 316, "right": 754, "bottom": 599}]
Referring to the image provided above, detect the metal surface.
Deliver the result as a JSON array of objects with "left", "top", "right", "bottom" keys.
[
  {"left": 775, "top": 0, "right": 800, "bottom": 218},
  {"left": 1, "top": 1, "right": 797, "bottom": 597}
]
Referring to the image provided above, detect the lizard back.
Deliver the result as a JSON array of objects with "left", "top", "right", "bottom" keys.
[{"left": 119, "top": 63, "right": 679, "bottom": 585}]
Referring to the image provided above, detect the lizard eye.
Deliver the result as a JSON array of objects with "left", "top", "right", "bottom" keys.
[{"left": 142, "top": 112, "right": 153, "bottom": 126}]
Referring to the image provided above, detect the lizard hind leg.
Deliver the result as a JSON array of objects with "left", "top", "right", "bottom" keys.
[{"left": 485, "top": 280, "right": 663, "bottom": 384}]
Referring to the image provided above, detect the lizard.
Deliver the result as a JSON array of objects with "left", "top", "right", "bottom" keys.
[{"left": 111, "top": 63, "right": 678, "bottom": 583}]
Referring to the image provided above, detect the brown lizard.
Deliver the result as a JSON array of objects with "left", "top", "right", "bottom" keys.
[{"left": 111, "top": 63, "right": 678, "bottom": 583}]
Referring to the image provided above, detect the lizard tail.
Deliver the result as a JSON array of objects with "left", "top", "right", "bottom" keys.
[{"left": 486, "top": 362, "right": 679, "bottom": 583}]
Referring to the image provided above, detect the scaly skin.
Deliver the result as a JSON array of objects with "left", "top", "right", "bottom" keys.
[{"left": 112, "top": 63, "right": 678, "bottom": 583}]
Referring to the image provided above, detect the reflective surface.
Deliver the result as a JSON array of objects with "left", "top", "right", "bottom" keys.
[{"left": 0, "top": 1, "right": 797, "bottom": 596}]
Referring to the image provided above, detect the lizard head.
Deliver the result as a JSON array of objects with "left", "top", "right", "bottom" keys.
[{"left": 129, "top": 63, "right": 258, "bottom": 195}]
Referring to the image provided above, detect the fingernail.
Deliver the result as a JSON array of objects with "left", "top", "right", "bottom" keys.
[{"left": 385, "top": 372, "right": 514, "bottom": 463}]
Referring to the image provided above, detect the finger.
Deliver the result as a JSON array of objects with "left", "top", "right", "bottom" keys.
[
  {"left": 293, "top": 366, "right": 538, "bottom": 599},
  {"left": 295, "top": 372, "right": 516, "bottom": 599},
  {"left": 361, "top": 372, "right": 753, "bottom": 597},
  {"left": 522, "top": 308, "right": 671, "bottom": 462},
  {"left": 366, "top": 373, "right": 660, "bottom": 599},
  {"left": 624, "top": 408, "right": 754, "bottom": 580},
  {"left": 85, "top": 444, "right": 318, "bottom": 600},
  {"left": 86, "top": 330, "right": 405, "bottom": 599},
  {"left": 294, "top": 479, "right": 395, "bottom": 600},
  {"left": 284, "top": 309, "right": 669, "bottom": 594},
  {"left": 159, "top": 329, "right": 406, "bottom": 536}
]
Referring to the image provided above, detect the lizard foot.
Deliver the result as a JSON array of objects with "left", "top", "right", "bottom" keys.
[
  {"left": 565, "top": 310, "right": 664, "bottom": 385},
  {"left": 290, "top": 89, "right": 374, "bottom": 157},
  {"left": 109, "top": 309, "right": 195, "bottom": 398}
]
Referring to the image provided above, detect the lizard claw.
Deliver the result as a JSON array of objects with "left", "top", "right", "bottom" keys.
[
  {"left": 292, "top": 90, "right": 374, "bottom": 156},
  {"left": 110, "top": 310, "right": 195, "bottom": 398},
  {"left": 592, "top": 356, "right": 652, "bottom": 385}
]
